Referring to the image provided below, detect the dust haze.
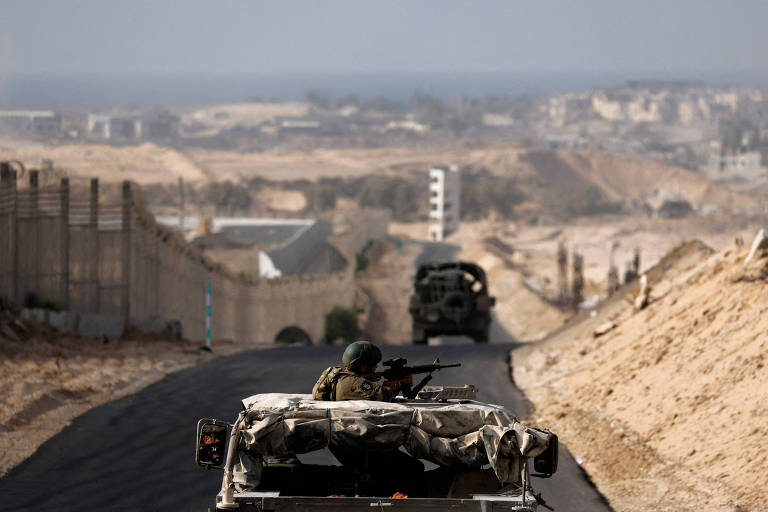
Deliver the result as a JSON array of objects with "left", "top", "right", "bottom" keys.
[{"left": 1, "top": 2, "right": 767, "bottom": 511}]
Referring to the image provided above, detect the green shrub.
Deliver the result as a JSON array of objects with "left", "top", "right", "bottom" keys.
[
  {"left": 461, "top": 170, "right": 527, "bottom": 220},
  {"left": 355, "top": 252, "right": 369, "bottom": 272},
  {"left": 200, "top": 180, "right": 252, "bottom": 214},
  {"left": 324, "top": 306, "right": 361, "bottom": 344},
  {"left": 357, "top": 176, "right": 423, "bottom": 221},
  {"left": 304, "top": 184, "right": 337, "bottom": 212}
]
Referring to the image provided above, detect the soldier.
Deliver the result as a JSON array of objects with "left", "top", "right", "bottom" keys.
[
  {"left": 313, "top": 341, "right": 424, "bottom": 497},
  {"left": 313, "top": 340, "right": 412, "bottom": 402}
]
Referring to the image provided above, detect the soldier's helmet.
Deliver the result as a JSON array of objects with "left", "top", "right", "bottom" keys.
[{"left": 342, "top": 340, "right": 382, "bottom": 372}]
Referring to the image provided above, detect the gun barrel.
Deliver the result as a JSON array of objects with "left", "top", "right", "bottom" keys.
[
  {"left": 373, "top": 362, "right": 461, "bottom": 380},
  {"left": 406, "top": 362, "right": 461, "bottom": 374}
]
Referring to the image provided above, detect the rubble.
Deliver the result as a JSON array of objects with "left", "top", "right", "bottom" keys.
[
  {"left": 633, "top": 274, "right": 650, "bottom": 310},
  {"left": 593, "top": 321, "right": 616, "bottom": 337},
  {"left": 744, "top": 228, "right": 768, "bottom": 263}
]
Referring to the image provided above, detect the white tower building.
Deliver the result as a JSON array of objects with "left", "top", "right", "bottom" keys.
[{"left": 428, "top": 166, "right": 460, "bottom": 241}]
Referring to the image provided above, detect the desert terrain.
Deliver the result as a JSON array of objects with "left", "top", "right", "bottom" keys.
[
  {"left": 1, "top": 137, "right": 767, "bottom": 510},
  {"left": 0, "top": 319, "right": 257, "bottom": 478},
  {"left": 370, "top": 215, "right": 759, "bottom": 345},
  {"left": 3, "top": 218, "right": 765, "bottom": 512},
  {"left": 513, "top": 238, "right": 768, "bottom": 511},
  {"left": 1, "top": 138, "right": 757, "bottom": 210},
  {"left": 363, "top": 223, "right": 768, "bottom": 511}
]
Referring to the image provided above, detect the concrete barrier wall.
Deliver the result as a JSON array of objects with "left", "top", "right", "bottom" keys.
[
  {"left": 0, "top": 169, "right": 72, "bottom": 310},
  {"left": 128, "top": 185, "right": 356, "bottom": 343},
  {"left": 0, "top": 168, "right": 17, "bottom": 305},
  {"left": 0, "top": 172, "right": 357, "bottom": 344}
]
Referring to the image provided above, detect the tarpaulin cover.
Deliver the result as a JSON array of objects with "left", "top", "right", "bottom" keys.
[{"left": 233, "top": 393, "right": 553, "bottom": 488}]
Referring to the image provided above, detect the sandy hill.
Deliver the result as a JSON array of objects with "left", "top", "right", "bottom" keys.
[
  {"left": 513, "top": 238, "right": 768, "bottom": 511},
  {"left": 0, "top": 140, "right": 207, "bottom": 185},
  {"left": 184, "top": 145, "right": 756, "bottom": 214},
  {"left": 2, "top": 140, "right": 757, "bottom": 219},
  {"left": 557, "top": 151, "right": 758, "bottom": 211},
  {"left": 504, "top": 149, "right": 759, "bottom": 217}
]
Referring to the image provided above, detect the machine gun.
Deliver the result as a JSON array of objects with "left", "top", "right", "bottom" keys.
[{"left": 372, "top": 358, "right": 460, "bottom": 399}]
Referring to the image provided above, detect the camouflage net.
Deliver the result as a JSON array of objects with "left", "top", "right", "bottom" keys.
[{"left": 233, "top": 393, "right": 554, "bottom": 489}]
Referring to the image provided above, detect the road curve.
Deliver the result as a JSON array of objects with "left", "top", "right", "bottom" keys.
[{"left": 0, "top": 343, "right": 611, "bottom": 511}]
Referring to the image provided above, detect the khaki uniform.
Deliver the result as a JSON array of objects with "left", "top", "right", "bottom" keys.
[
  {"left": 335, "top": 373, "right": 393, "bottom": 402},
  {"left": 313, "top": 366, "right": 394, "bottom": 402},
  {"left": 313, "top": 366, "right": 424, "bottom": 495}
]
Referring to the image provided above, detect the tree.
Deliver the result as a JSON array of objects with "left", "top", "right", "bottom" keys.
[
  {"left": 357, "top": 177, "right": 422, "bottom": 221},
  {"left": 460, "top": 171, "right": 527, "bottom": 220},
  {"left": 305, "top": 184, "right": 337, "bottom": 212},
  {"left": 200, "top": 181, "right": 252, "bottom": 214},
  {"left": 411, "top": 90, "right": 445, "bottom": 126}
]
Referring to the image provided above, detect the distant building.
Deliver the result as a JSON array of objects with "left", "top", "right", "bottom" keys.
[
  {"left": 262, "top": 220, "right": 346, "bottom": 277},
  {"left": 705, "top": 150, "right": 768, "bottom": 183},
  {"left": 86, "top": 112, "right": 179, "bottom": 141},
  {"left": 275, "top": 117, "right": 321, "bottom": 132},
  {"left": 428, "top": 166, "right": 460, "bottom": 241},
  {"left": 87, "top": 114, "right": 112, "bottom": 139},
  {"left": 383, "top": 120, "right": 428, "bottom": 133},
  {"left": 0, "top": 110, "right": 61, "bottom": 137},
  {"left": 645, "top": 190, "right": 694, "bottom": 218},
  {"left": 159, "top": 217, "right": 346, "bottom": 278}
]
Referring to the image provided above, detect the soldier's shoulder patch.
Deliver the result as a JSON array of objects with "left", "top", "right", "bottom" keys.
[{"left": 360, "top": 381, "right": 373, "bottom": 391}]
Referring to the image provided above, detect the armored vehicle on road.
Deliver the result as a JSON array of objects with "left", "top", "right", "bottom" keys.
[
  {"left": 409, "top": 261, "right": 495, "bottom": 344},
  {"left": 196, "top": 387, "right": 558, "bottom": 511}
]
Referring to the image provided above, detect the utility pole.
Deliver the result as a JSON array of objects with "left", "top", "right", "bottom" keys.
[
  {"left": 178, "top": 176, "right": 185, "bottom": 232},
  {"left": 572, "top": 251, "right": 584, "bottom": 308},
  {"left": 608, "top": 241, "right": 619, "bottom": 295},
  {"left": 202, "top": 282, "right": 212, "bottom": 351},
  {"left": 60, "top": 177, "right": 70, "bottom": 310},
  {"left": 121, "top": 181, "right": 132, "bottom": 321},
  {"left": 557, "top": 240, "right": 569, "bottom": 305}
]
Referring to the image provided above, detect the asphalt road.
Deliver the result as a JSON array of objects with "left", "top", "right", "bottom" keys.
[
  {"left": 0, "top": 343, "right": 611, "bottom": 512},
  {"left": 1, "top": 242, "right": 610, "bottom": 511}
]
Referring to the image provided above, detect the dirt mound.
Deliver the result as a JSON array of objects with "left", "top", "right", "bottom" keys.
[
  {"left": 0, "top": 140, "right": 208, "bottom": 184},
  {"left": 558, "top": 150, "right": 759, "bottom": 211},
  {"left": 513, "top": 236, "right": 768, "bottom": 511}
]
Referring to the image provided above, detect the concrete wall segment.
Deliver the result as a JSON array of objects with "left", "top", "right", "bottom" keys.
[{"left": 0, "top": 176, "right": 362, "bottom": 346}]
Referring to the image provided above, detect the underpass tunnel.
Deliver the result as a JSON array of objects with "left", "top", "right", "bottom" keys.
[{"left": 274, "top": 325, "right": 312, "bottom": 345}]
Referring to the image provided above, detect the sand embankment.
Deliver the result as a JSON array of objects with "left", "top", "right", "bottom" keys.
[{"left": 514, "top": 239, "right": 768, "bottom": 511}]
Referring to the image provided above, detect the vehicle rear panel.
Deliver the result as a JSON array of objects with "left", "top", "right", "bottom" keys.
[{"left": 225, "top": 493, "right": 536, "bottom": 511}]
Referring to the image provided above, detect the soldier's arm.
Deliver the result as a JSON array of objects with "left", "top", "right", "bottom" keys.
[{"left": 371, "top": 382, "right": 395, "bottom": 402}]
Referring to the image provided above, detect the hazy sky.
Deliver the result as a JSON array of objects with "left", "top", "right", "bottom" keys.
[{"left": 2, "top": 0, "right": 768, "bottom": 76}]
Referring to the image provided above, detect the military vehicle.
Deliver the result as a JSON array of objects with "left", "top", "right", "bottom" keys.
[
  {"left": 196, "top": 386, "right": 558, "bottom": 511},
  {"left": 409, "top": 261, "right": 495, "bottom": 344}
]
